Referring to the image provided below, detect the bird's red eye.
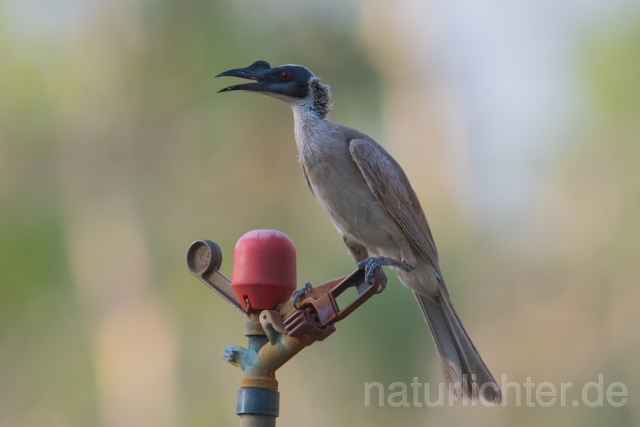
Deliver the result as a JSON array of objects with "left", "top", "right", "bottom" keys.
[{"left": 280, "top": 71, "right": 292, "bottom": 81}]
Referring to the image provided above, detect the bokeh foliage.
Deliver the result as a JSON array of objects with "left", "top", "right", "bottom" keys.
[{"left": 1, "top": 1, "right": 639, "bottom": 426}]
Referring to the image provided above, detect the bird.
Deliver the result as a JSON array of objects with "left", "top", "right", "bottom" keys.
[{"left": 216, "top": 60, "right": 501, "bottom": 403}]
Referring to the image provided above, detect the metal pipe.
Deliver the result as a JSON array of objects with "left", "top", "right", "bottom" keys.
[
  {"left": 237, "top": 387, "right": 279, "bottom": 427},
  {"left": 230, "top": 318, "right": 281, "bottom": 427},
  {"left": 238, "top": 415, "right": 276, "bottom": 427}
]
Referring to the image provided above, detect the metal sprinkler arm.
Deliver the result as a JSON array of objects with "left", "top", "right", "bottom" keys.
[{"left": 186, "top": 239, "right": 245, "bottom": 313}]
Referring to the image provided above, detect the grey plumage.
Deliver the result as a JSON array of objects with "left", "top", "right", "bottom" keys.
[{"left": 217, "top": 62, "right": 501, "bottom": 403}]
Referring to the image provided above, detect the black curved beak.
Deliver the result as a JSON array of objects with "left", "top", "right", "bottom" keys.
[{"left": 215, "top": 61, "right": 271, "bottom": 93}]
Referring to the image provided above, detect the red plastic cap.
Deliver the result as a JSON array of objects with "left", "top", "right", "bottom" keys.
[{"left": 231, "top": 229, "right": 297, "bottom": 311}]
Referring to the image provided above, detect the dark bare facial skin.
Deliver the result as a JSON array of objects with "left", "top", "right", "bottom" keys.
[{"left": 216, "top": 61, "right": 314, "bottom": 99}]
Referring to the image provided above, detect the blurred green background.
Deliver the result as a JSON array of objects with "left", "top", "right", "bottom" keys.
[{"left": 1, "top": 0, "right": 639, "bottom": 426}]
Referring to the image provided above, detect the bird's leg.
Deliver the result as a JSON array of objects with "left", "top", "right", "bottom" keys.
[
  {"left": 292, "top": 281, "right": 313, "bottom": 308},
  {"left": 357, "top": 256, "right": 414, "bottom": 294}
]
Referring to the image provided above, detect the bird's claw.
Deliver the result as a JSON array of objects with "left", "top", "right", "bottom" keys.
[
  {"left": 357, "top": 256, "right": 414, "bottom": 294},
  {"left": 376, "top": 272, "right": 388, "bottom": 294},
  {"left": 292, "top": 281, "right": 313, "bottom": 308}
]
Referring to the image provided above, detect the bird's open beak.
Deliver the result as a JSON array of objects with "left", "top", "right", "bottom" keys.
[{"left": 215, "top": 61, "right": 271, "bottom": 93}]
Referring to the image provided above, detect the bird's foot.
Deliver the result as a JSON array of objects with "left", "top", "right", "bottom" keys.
[
  {"left": 357, "top": 256, "right": 414, "bottom": 294},
  {"left": 292, "top": 281, "right": 313, "bottom": 308}
]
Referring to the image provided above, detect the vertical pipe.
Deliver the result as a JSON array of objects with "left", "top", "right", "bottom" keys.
[
  {"left": 237, "top": 321, "right": 279, "bottom": 427},
  {"left": 238, "top": 415, "right": 276, "bottom": 427}
]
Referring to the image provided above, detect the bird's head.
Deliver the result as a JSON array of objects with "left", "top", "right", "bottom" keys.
[{"left": 216, "top": 60, "right": 332, "bottom": 119}]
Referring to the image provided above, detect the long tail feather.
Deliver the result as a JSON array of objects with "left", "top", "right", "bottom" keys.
[{"left": 414, "top": 287, "right": 501, "bottom": 404}]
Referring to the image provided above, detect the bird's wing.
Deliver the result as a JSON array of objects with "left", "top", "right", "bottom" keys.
[
  {"left": 300, "top": 161, "right": 315, "bottom": 196},
  {"left": 349, "top": 138, "right": 440, "bottom": 271}
]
